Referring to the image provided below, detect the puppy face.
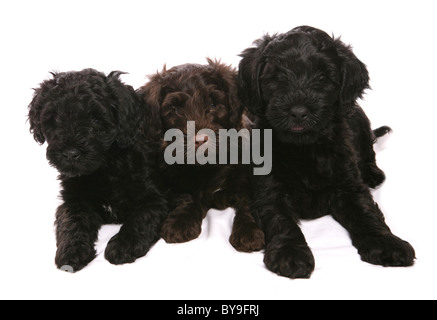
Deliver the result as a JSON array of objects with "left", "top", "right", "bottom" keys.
[
  {"left": 40, "top": 92, "right": 117, "bottom": 177},
  {"left": 260, "top": 35, "right": 342, "bottom": 144},
  {"left": 28, "top": 69, "right": 137, "bottom": 177},
  {"left": 140, "top": 59, "right": 242, "bottom": 162},
  {"left": 239, "top": 26, "right": 369, "bottom": 145}
]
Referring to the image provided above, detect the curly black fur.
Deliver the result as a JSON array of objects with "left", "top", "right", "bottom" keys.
[
  {"left": 28, "top": 68, "right": 168, "bottom": 272},
  {"left": 238, "top": 26, "right": 415, "bottom": 278}
]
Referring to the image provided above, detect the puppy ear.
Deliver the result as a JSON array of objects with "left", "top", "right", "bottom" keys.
[
  {"left": 106, "top": 71, "right": 143, "bottom": 147},
  {"left": 207, "top": 59, "right": 243, "bottom": 128},
  {"left": 28, "top": 74, "right": 58, "bottom": 144},
  {"left": 225, "top": 71, "right": 244, "bottom": 129},
  {"left": 137, "top": 71, "right": 164, "bottom": 141},
  {"left": 334, "top": 38, "right": 370, "bottom": 110},
  {"left": 238, "top": 35, "right": 274, "bottom": 115}
]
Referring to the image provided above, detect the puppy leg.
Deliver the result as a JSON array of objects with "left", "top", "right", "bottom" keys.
[
  {"left": 252, "top": 175, "right": 315, "bottom": 278},
  {"left": 226, "top": 167, "right": 264, "bottom": 252},
  {"left": 104, "top": 193, "right": 168, "bottom": 265},
  {"left": 228, "top": 180, "right": 265, "bottom": 252},
  {"left": 55, "top": 203, "right": 103, "bottom": 272},
  {"left": 263, "top": 224, "right": 314, "bottom": 279},
  {"left": 160, "top": 193, "right": 206, "bottom": 243},
  {"left": 230, "top": 207, "right": 265, "bottom": 252},
  {"left": 349, "top": 107, "right": 387, "bottom": 188},
  {"left": 331, "top": 189, "right": 415, "bottom": 267}
]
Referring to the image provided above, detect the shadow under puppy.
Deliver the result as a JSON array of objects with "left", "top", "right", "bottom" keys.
[
  {"left": 28, "top": 68, "right": 167, "bottom": 272},
  {"left": 138, "top": 59, "right": 264, "bottom": 252},
  {"left": 238, "top": 26, "right": 415, "bottom": 278}
]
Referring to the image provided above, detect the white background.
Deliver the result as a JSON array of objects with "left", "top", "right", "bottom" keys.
[{"left": 1, "top": 0, "right": 436, "bottom": 300}]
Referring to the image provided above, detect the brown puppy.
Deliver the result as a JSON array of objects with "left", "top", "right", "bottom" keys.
[{"left": 138, "top": 59, "right": 264, "bottom": 252}]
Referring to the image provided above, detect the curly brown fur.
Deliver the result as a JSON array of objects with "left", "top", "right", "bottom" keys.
[{"left": 138, "top": 59, "right": 264, "bottom": 252}]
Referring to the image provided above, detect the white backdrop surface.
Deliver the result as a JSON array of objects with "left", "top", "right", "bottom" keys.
[{"left": 1, "top": 0, "right": 436, "bottom": 299}]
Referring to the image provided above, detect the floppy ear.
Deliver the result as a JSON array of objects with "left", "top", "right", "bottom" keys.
[
  {"left": 334, "top": 38, "right": 370, "bottom": 111},
  {"left": 28, "top": 74, "right": 58, "bottom": 144},
  {"left": 137, "top": 70, "right": 165, "bottom": 141},
  {"left": 238, "top": 34, "right": 275, "bottom": 116},
  {"left": 206, "top": 58, "right": 243, "bottom": 128},
  {"left": 106, "top": 71, "right": 144, "bottom": 147}
]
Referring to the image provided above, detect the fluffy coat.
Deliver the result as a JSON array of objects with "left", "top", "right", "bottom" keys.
[
  {"left": 138, "top": 59, "right": 264, "bottom": 252},
  {"left": 28, "top": 68, "right": 168, "bottom": 272},
  {"left": 238, "top": 26, "right": 415, "bottom": 278}
]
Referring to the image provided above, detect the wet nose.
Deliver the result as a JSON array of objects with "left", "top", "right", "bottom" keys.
[
  {"left": 63, "top": 148, "right": 81, "bottom": 160},
  {"left": 290, "top": 106, "right": 309, "bottom": 121}
]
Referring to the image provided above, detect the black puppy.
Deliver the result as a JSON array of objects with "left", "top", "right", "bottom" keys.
[
  {"left": 238, "top": 26, "right": 415, "bottom": 278},
  {"left": 28, "top": 68, "right": 167, "bottom": 272}
]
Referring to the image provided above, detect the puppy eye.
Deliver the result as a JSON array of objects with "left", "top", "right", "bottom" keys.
[
  {"left": 210, "top": 100, "right": 222, "bottom": 109},
  {"left": 54, "top": 114, "right": 62, "bottom": 124},
  {"left": 171, "top": 106, "right": 181, "bottom": 115}
]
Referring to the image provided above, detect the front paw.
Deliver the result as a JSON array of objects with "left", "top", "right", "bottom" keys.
[
  {"left": 104, "top": 234, "right": 149, "bottom": 265},
  {"left": 355, "top": 234, "right": 415, "bottom": 267},
  {"left": 230, "top": 223, "right": 265, "bottom": 252},
  {"left": 161, "top": 215, "right": 202, "bottom": 243},
  {"left": 264, "top": 241, "right": 315, "bottom": 279},
  {"left": 55, "top": 242, "right": 96, "bottom": 273}
]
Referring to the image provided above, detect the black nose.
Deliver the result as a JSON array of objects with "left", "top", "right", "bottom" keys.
[
  {"left": 290, "top": 106, "right": 308, "bottom": 121},
  {"left": 63, "top": 148, "right": 81, "bottom": 160}
]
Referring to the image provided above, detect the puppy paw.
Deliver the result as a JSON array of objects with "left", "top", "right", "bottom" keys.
[
  {"left": 161, "top": 215, "right": 202, "bottom": 243},
  {"left": 230, "top": 223, "right": 265, "bottom": 252},
  {"left": 264, "top": 242, "right": 315, "bottom": 279},
  {"left": 104, "top": 234, "right": 149, "bottom": 265},
  {"left": 356, "top": 234, "right": 415, "bottom": 267},
  {"left": 55, "top": 242, "right": 96, "bottom": 273}
]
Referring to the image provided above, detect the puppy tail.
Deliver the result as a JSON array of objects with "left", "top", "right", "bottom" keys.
[{"left": 373, "top": 126, "right": 392, "bottom": 142}]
